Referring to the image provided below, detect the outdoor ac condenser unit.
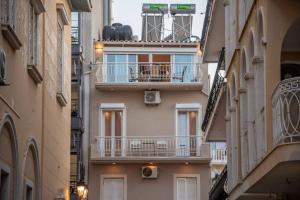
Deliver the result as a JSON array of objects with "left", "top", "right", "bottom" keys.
[
  {"left": 144, "top": 91, "right": 161, "bottom": 104},
  {"left": 142, "top": 166, "right": 159, "bottom": 179}
]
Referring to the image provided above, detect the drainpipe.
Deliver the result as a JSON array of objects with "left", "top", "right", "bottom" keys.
[{"left": 103, "top": 0, "right": 110, "bottom": 26}]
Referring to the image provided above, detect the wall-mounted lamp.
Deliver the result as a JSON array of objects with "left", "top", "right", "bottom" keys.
[
  {"left": 77, "top": 181, "right": 88, "bottom": 200},
  {"left": 94, "top": 39, "right": 103, "bottom": 63}
]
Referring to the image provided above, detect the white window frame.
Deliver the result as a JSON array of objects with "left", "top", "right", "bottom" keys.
[
  {"left": 175, "top": 103, "right": 202, "bottom": 156},
  {"left": 100, "top": 174, "right": 127, "bottom": 200},
  {"left": 99, "top": 103, "right": 127, "bottom": 157},
  {"left": 24, "top": 179, "right": 34, "bottom": 200},
  {"left": 0, "top": 160, "right": 11, "bottom": 200},
  {"left": 173, "top": 174, "right": 200, "bottom": 200}
]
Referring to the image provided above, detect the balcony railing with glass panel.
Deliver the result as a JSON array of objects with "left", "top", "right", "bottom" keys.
[
  {"left": 272, "top": 77, "right": 300, "bottom": 145},
  {"left": 91, "top": 136, "right": 202, "bottom": 159},
  {"left": 96, "top": 62, "right": 202, "bottom": 83}
]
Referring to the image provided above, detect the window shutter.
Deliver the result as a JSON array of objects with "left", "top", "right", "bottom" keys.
[
  {"left": 176, "top": 178, "right": 186, "bottom": 200},
  {"left": 186, "top": 178, "right": 197, "bottom": 200},
  {"left": 103, "top": 178, "right": 124, "bottom": 200}
]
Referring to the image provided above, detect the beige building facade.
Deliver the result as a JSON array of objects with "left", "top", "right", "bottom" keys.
[
  {"left": 0, "top": 0, "right": 90, "bottom": 199},
  {"left": 202, "top": 0, "right": 300, "bottom": 199},
  {"left": 87, "top": 40, "right": 211, "bottom": 200}
]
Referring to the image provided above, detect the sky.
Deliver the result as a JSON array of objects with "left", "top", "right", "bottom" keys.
[{"left": 112, "top": 0, "right": 217, "bottom": 87}]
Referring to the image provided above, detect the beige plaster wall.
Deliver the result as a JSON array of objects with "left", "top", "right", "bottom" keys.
[
  {"left": 90, "top": 90, "right": 208, "bottom": 139},
  {"left": 89, "top": 163, "right": 210, "bottom": 200},
  {"left": 0, "top": 0, "right": 72, "bottom": 199}
]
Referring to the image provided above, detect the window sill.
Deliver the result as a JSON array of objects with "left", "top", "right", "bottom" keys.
[
  {"left": 1, "top": 24, "right": 22, "bottom": 50},
  {"left": 27, "top": 64, "right": 43, "bottom": 84},
  {"left": 56, "top": 92, "right": 67, "bottom": 107},
  {"left": 30, "top": 0, "right": 46, "bottom": 14}
]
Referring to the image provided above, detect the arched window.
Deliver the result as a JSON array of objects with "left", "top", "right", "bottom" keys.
[
  {"left": 247, "top": 31, "right": 258, "bottom": 168},
  {"left": 255, "top": 10, "right": 267, "bottom": 160},
  {"left": 0, "top": 114, "right": 19, "bottom": 200},
  {"left": 22, "top": 139, "right": 41, "bottom": 200},
  {"left": 275, "top": 17, "right": 300, "bottom": 144},
  {"left": 225, "top": 86, "right": 233, "bottom": 189},
  {"left": 240, "top": 49, "right": 249, "bottom": 176},
  {"left": 230, "top": 75, "right": 239, "bottom": 183}
]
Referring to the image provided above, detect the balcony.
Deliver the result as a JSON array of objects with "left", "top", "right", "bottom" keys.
[
  {"left": 69, "top": 0, "right": 92, "bottom": 12},
  {"left": 95, "top": 62, "right": 203, "bottom": 91},
  {"left": 90, "top": 136, "right": 210, "bottom": 162},
  {"left": 202, "top": 48, "right": 225, "bottom": 133},
  {"left": 272, "top": 77, "right": 300, "bottom": 145},
  {"left": 211, "top": 148, "right": 227, "bottom": 165}
]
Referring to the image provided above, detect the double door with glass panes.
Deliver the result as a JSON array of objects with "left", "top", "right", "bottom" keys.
[
  {"left": 176, "top": 111, "right": 199, "bottom": 156},
  {"left": 102, "top": 110, "right": 125, "bottom": 157}
]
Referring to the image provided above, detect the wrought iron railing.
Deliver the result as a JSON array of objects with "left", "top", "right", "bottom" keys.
[
  {"left": 91, "top": 135, "right": 202, "bottom": 159},
  {"left": 209, "top": 166, "right": 228, "bottom": 200},
  {"left": 200, "top": 0, "right": 214, "bottom": 48},
  {"left": 96, "top": 62, "right": 202, "bottom": 83},
  {"left": 202, "top": 48, "right": 225, "bottom": 131},
  {"left": 272, "top": 77, "right": 300, "bottom": 145}
]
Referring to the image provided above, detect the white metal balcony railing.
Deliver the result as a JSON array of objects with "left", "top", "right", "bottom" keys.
[
  {"left": 272, "top": 77, "right": 300, "bottom": 145},
  {"left": 96, "top": 62, "right": 202, "bottom": 83},
  {"left": 211, "top": 148, "right": 227, "bottom": 164},
  {"left": 91, "top": 136, "right": 202, "bottom": 158}
]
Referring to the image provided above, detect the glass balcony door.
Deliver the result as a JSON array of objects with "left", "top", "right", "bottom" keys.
[
  {"left": 102, "top": 111, "right": 124, "bottom": 157},
  {"left": 173, "top": 54, "right": 195, "bottom": 82},
  {"left": 176, "top": 111, "right": 198, "bottom": 156},
  {"left": 106, "top": 55, "right": 127, "bottom": 82}
]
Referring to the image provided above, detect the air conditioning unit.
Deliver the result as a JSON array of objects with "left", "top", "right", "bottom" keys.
[
  {"left": 142, "top": 166, "right": 159, "bottom": 179},
  {"left": 144, "top": 91, "right": 161, "bottom": 104},
  {"left": 0, "top": 49, "right": 6, "bottom": 85}
]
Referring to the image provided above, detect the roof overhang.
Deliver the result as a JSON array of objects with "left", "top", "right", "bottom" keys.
[{"left": 202, "top": 0, "right": 225, "bottom": 63}]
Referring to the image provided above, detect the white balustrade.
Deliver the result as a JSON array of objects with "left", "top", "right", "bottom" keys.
[
  {"left": 91, "top": 136, "right": 202, "bottom": 158},
  {"left": 272, "top": 77, "right": 300, "bottom": 145},
  {"left": 95, "top": 62, "right": 202, "bottom": 83},
  {"left": 211, "top": 148, "right": 227, "bottom": 164}
]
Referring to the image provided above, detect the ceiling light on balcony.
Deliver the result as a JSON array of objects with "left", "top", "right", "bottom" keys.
[
  {"left": 185, "top": 162, "right": 189, "bottom": 165},
  {"left": 112, "top": 162, "right": 117, "bottom": 165}
]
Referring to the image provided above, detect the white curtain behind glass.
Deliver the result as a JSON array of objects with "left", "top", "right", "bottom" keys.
[
  {"left": 103, "top": 178, "right": 124, "bottom": 200},
  {"left": 107, "top": 55, "right": 127, "bottom": 82},
  {"left": 176, "top": 177, "right": 197, "bottom": 200},
  {"left": 174, "top": 55, "right": 195, "bottom": 82}
]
